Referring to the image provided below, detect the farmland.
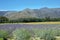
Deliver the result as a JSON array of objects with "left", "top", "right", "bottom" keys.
[
  {"left": 0, "top": 22, "right": 60, "bottom": 34},
  {"left": 0, "top": 22, "right": 60, "bottom": 30},
  {"left": 0, "top": 22, "right": 60, "bottom": 40}
]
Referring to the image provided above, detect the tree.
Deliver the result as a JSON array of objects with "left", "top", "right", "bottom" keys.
[
  {"left": 0, "top": 16, "right": 9, "bottom": 23},
  {"left": 45, "top": 16, "right": 51, "bottom": 21}
]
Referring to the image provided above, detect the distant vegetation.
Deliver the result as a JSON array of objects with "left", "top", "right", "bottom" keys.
[
  {"left": 0, "top": 16, "right": 9, "bottom": 23},
  {"left": 0, "top": 16, "right": 60, "bottom": 23}
]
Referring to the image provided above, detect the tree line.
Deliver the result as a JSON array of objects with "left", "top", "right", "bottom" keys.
[{"left": 0, "top": 16, "right": 60, "bottom": 23}]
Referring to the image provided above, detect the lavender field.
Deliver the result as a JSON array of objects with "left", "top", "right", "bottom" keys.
[
  {"left": 0, "top": 24, "right": 60, "bottom": 40},
  {"left": 0, "top": 24, "right": 60, "bottom": 31}
]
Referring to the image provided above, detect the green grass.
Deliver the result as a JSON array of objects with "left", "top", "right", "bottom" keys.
[{"left": 0, "top": 38, "right": 3, "bottom": 40}]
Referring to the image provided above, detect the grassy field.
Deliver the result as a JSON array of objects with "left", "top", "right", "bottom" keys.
[{"left": 26, "top": 22, "right": 60, "bottom": 24}]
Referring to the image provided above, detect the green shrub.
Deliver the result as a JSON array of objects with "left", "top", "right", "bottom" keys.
[
  {"left": 32, "top": 29, "right": 57, "bottom": 40},
  {"left": 13, "top": 29, "right": 32, "bottom": 40},
  {"left": 12, "top": 28, "right": 60, "bottom": 40},
  {"left": 0, "top": 30, "right": 9, "bottom": 38},
  {"left": 0, "top": 30, "right": 10, "bottom": 40}
]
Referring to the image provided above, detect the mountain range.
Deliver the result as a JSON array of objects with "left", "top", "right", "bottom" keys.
[{"left": 0, "top": 7, "right": 60, "bottom": 20}]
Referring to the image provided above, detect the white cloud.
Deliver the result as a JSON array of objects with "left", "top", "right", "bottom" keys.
[{"left": 0, "top": 10, "right": 7, "bottom": 11}]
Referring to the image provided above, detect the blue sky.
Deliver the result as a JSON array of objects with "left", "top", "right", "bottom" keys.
[{"left": 0, "top": 0, "right": 60, "bottom": 11}]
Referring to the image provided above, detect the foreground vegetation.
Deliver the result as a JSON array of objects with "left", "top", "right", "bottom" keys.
[{"left": 0, "top": 28, "right": 60, "bottom": 40}]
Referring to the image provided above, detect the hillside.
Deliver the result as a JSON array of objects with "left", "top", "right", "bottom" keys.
[
  {"left": 0, "top": 11, "right": 8, "bottom": 16},
  {"left": 0, "top": 7, "right": 60, "bottom": 20}
]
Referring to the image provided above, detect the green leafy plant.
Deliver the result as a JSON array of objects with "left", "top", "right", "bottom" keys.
[{"left": 13, "top": 29, "right": 32, "bottom": 40}]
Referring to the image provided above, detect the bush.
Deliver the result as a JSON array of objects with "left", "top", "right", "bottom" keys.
[
  {"left": 0, "top": 30, "right": 9, "bottom": 38},
  {"left": 13, "top": 29, "right": 32, "bottom": 40},
  {"left": 12, "top": 28, "right": 60, "bottom": 40},
  {"left": 0, "top": 30, "right": 10, "bottom": 40},
  {"left": 32, "top": 29, "right": 58, "bottom": 40}
]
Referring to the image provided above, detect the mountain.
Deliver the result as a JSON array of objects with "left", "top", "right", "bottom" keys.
[
  {"left": 4, "top": 8, "right": 38, "bottom": 20},
  {"left": 0, "top": 11, "right": 17, "bottom": 16},
  {"left": 2, "top": 7, "right": 60, "bottom": 20},
  {"left": 0, "top": 11, "right": 8, "bottom": 16}
]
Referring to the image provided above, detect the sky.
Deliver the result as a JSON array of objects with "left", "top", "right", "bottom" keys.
[{"left": 0, "top": 0, "right": 60, "bottom": 11}]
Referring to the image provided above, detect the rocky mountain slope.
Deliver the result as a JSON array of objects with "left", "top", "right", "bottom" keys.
[{"left": 0, "top": 7, "right": 60, "bottom": 20}]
